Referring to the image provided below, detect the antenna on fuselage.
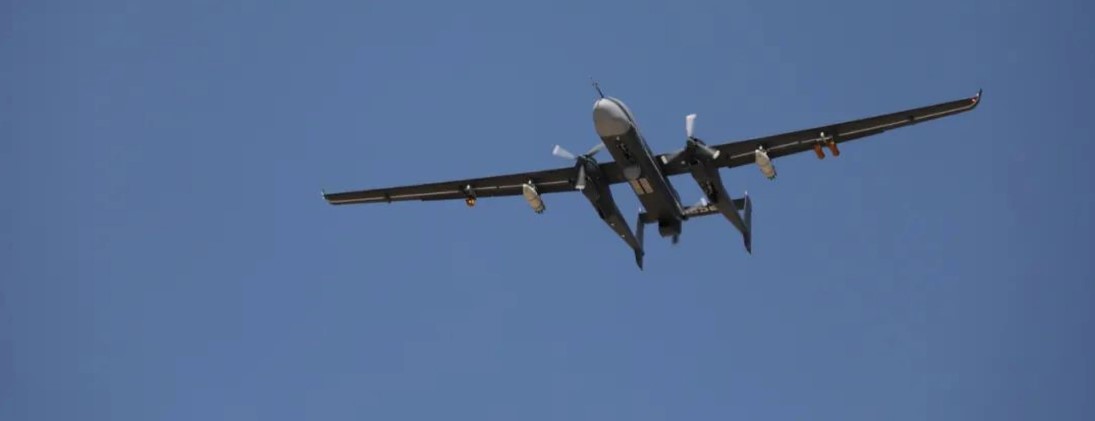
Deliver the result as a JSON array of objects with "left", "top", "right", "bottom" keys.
[{"left": 590, "top": 77, "right": 604, "bottom": 98}]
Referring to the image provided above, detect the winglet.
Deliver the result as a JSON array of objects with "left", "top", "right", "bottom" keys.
[{"left": 971, "top": 88, "right": 983, "bottom": 105}]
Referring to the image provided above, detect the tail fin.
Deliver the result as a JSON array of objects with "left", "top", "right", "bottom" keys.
[
  {"left": 634, "top": 211, "right": 647, "bottom": 270},
  {"left": 733, "top": 192, "right": 753, "bottom": 254}
]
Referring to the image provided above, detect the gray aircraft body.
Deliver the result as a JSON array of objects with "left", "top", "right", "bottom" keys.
[{"left": 324, "top": 84, "right": 982, "bottom": 268}]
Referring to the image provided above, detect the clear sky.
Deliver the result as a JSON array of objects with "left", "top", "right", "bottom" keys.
[{"left": 3, "top": 0, "right": 1093, "bottom": 420}]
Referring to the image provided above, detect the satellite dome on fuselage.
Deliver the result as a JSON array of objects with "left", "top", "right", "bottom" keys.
[{"left": 592, "top": 97, "right": 635, "bottom": 138}]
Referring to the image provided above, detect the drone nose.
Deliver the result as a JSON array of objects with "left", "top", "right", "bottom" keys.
[{"left": 592, "top": 98, "right": 632, "bottom": 137}]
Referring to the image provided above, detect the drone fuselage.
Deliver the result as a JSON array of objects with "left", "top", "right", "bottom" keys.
[{"left": 592, "top": 97, "right": 685, "bottom": 238}]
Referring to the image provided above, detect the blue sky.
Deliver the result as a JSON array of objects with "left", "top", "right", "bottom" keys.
[{"left": 3, "top": 0, "right": 1093, "bottom": 419}]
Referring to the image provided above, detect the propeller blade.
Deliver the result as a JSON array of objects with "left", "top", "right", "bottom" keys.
[
  {"left": 575, "top": 164, "right": 587, "bottom": 190},
  {"left": 685, "top": 113, "right": 696, "bottom": 138},
  {"left": 555, "top": 142, "right": 603, "bottom": 190},
  {"left": 697, "top": 142, "right": 721, "bottom": 160},
  {"left": 552, "top": 145, "right": 576, "bottom": 160},
  {"left": 585, "top": 142, "right": 605, "bottom": 157},
  {"left": 663, "top": 148, "right": 685, "bottom": 164}
]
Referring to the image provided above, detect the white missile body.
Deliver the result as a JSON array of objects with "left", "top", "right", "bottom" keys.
[
  {"left": 754, "top": 148, "right": 777, "bottom": 180},
  {"left": 522, "top": 183, "right": 545, "bottom": 213}
]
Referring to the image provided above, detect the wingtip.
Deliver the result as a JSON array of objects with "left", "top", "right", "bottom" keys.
[{"left": 964, "top": 88, "right": 983, "bottom": 109}]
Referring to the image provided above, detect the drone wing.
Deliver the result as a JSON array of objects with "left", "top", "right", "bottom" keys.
[
  {"left": 323, "top": 162, "right": 625, "bottom": 205},
  {"left": 658, "top": 90, "right": 982, "bottom": 175}
]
